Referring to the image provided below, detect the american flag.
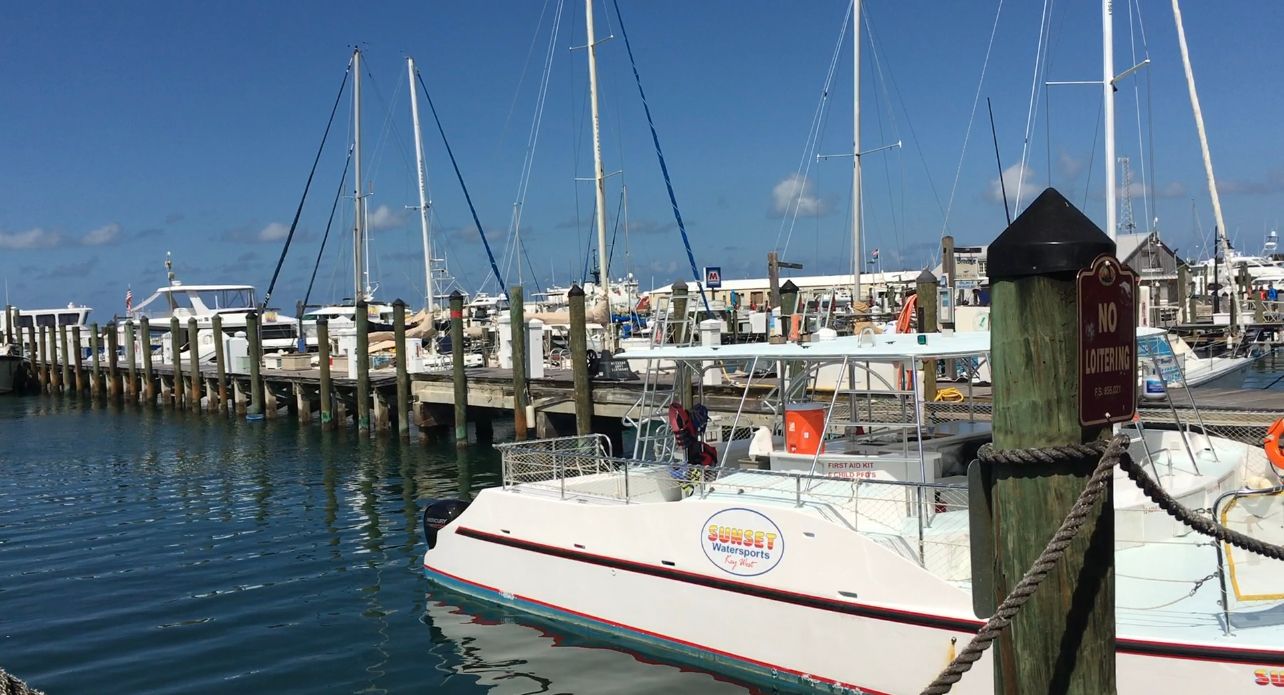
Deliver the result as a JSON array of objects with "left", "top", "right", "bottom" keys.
[
  {"left": 871, "top": 248, "right": 879, "bottom": 260},
  {"left": 125, "top": 287, "right": 133, "bottom": 312}
]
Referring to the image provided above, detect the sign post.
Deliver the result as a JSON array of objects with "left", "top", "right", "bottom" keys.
[{"left": 1078, "top": 255, "right": 1138, "bottom": 426}]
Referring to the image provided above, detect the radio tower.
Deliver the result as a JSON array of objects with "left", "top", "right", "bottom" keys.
[{"left": 1118, "top": 156, "right": 1137, "bottom": 237}]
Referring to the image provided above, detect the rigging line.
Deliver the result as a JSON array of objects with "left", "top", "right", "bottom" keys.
[
  {"left": 862, "top": 5, "right": 946, "bottom": 220},
  {"left": 939, "top": 0, "right": 1005, "bottom": 236},
  {"left": 774, "top": 0, "right": 852, "bottom": 256},
  {"left": 1127, "top": 0, "right": 1152, "bottom": 233},
  {"left": 581, "top": 195, "right": 598, "bottom": 283},
  {"left": 606, "top": 188, "right": 625, "bottom": 273},
  {"left": 416, "top": 72, "right": 509, "bottom": 300},
  {"left": 1081, "top": 93, "right": 1104, "bottom": 211},
  {"left": 497, "top": 0, "right": 556, "bottom": 160},
  {"left": 521, "top": 238, "right": 544, "bottom": 295},
  {"left": 261, "top": 61, "right": 351, "bottom": 311},
  {"left": 304, "top": 151, "right": 353, "bottom": 310},
  {"left": 507, "top": 0, "right": 567, "bottom": 286},
  {"left": 1015, "top": 0, "right": 1053, "bottom": 212},
  {"left": 611, "top": 0, "right": 710, "bottom": 313},
  {"left": 1135, "top": 0, "right": 1158, "bottom": 231},
  {"left": 862, "top": 12, "right": 901, "bottom": 255}
]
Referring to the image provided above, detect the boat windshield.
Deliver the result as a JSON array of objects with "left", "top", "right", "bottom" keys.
[{"left": 169, "top": 288, "right": 256, "bottom": 311}]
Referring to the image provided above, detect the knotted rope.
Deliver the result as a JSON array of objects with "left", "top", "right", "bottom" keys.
[
  {"left": 0, "top": 668, "right": 44, "bottom": 695},
  {"left": 922, "top": 433, "right": 1284, "bottom": 695}
]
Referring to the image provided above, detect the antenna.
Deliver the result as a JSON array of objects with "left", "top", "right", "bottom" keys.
[
  {"left": 987, "top": 98, "right": 1011, "bottom": 225},
  {"left": 1118, "top": 156, "right": 1137, "bottom": 236}
]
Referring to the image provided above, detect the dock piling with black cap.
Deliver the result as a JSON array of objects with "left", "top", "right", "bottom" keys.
[
  {"left": 981, "top": 187, "right": 1117, "bottom": 694},
  {"left": 568, "top": 284, "right": 593, "bottom": 435},
  {"left": 246, "top": 311, "right": 264, "bottom": 419},
  {"left": 72, "top": 325, "right": 84, "bottom": 394},
  {"left": 212, "top": 315, "right": 225, "bottom": 411},
  {"left": 318, "top": 318, "right": 334, "bottom": 430}
]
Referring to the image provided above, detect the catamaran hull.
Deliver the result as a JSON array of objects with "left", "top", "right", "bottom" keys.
[{"left": 424, "top": 491, "right": 1278, "bottom": 694}]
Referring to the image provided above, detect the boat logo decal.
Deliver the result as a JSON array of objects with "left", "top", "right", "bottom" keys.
[{"left": 702, "top": 508, "right": 783, "bottom": 577}]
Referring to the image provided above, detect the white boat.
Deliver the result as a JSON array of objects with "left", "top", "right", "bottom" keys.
[
  {"left": 1138, "top": 327, "right": 1258, "bottom": 389},
  {"left": 0, "top": 303, "right": 93, "bottom": 334},
  {"left": 0, "top": 344, "right": 22, "bottom": 394},
  {"left": 422, "top": 330, "right": 1284, "bottom": 694},
  {"left": 129, "top": 281, "right": 298, "bottom": 352}
]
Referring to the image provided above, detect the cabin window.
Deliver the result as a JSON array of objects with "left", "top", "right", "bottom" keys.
[
  {"left": 750, "top": 291, "right": 764, "bottom": 307},
  {"left": 59, "top": 313, "right": 80, "bottom": 326}
]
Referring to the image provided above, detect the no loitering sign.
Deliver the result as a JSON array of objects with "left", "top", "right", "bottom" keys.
[{"left": 1078, "top": 254, "right": 1138, "bottom": 426}]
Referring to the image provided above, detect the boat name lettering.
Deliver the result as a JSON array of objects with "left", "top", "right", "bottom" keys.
[
  {"left": 701, "top": 509, "right": 784, "bottom": 577},
  {"left": 1255, "top": 669, "right": 1284, "bottom": 687}
]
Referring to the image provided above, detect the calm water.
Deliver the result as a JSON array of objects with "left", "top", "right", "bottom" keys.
[{"left": 0, "top": 397, "right": 759, "bottom": 694}]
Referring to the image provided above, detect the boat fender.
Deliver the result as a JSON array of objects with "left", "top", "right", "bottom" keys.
[
  {"left": 1265, "top": 419, "right": 1284, "bottom": 477},
  {"left": 422, "top": 499, "right": 471, "bottom": 550}
]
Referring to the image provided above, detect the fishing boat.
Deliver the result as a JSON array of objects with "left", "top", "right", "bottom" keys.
[{"left": 421, "top": 329, "right": 1284, "bottom": 694}]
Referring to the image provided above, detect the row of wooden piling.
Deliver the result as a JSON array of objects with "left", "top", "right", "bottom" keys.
[{"left": 4, "top": 283, "right": 600, "bottom": 447}]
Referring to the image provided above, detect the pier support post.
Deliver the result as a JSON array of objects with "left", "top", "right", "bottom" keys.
[
  {"left": 233, "top": 378, "right": 247, "bottom": 415},
  {"left": 27, "top": 324, "right": 39, "bottom": 391},
  {"left": 779, "top": 279, "right": 799, "bottom": 342},
  {"left": 187, "top": 318, "right": 201, "bottom": 410},
  {"left": 1177, "top": 264, "right": 1190, "bottom": 324},
  {"left": 72, "top": 326, "right": 84, "bottom": 394},
  {"left": 264, "top": 383, "right": 279, "bottom": 419},
  {"left": 212, "top": 314, "right": 226, "bottom": 411},
  {"left": 170, "top": 317, "right": 184, "bottom": 408},
  {"left": 355, "top": 300, "right": 371, "bottom": 433},
  {"left": 140, "top": 317, "right": 155, "bottom": 403},
  {"left": 37, "top": 326, "right": 49, "bottom": 391},
  {"left": 569, "top": 284, "right": 593, "bottom": 435},
  {"left": 106, "top": 324, "right": 121, "bottom": 399},
  {"left": 509, "top": 286, "right": 529, "bottom": 440},
  {"left": 295, "top": 382, "right": 311, "bottom": 424},
  {"left": 318, "top": 319, "right": 334, "bottom": 430},
  {"left": 984, "top": 189, "right": 1116, "bottom": 694},
  {"left": 2, "top": 304, "right": 10, "bottom": 345},
  {"left": 58, "top": 323, "right": 70, "bottom": 394},
  {"left": 246, "top": 311, "right": 264, "bottom": 419},
  {"left": 394, "top": 299, "right": 411, "bottom": 439},
  {"left": 48, "top": 325, "right": 61, "bottom": 393},
  {"left": 124, "top": 321, "right": 137, "bottom": 401},
  {"left": 89, "top": 323, "right": 102, "bottom": 399},
  {"left": 449, "top": 291, "right": 468, "bottom": 446},
  {"left": 670, "top": 280, "right": 693, "bottom": 410},
  {"left": 915, "top": 269, "right": 939, "bottom": 402}
]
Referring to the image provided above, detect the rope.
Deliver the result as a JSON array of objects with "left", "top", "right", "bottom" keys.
[
  {"left": 260, "top": 59, "right": 351, "bottom": 311},
  {"left": 610, "top": 0, "right": 710, "bottom": 315},
  {"left": 415, "top": 71, "right": 509, "bottom": 301},
  {"left": 922, "top": 434, "right": 1284, "bottom": 695},
  {"left": 303, "top": 150, "right": 351, "bottom": 310},
  {"left": 0, "top": 667, "right": 45, "bottom": 695},
  {"left": 921, "top": 435, "right": 1128, "bottom": 695}
]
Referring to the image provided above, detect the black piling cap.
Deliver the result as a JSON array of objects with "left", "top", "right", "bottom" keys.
[
  {"left": 670, "top": 279, "right": 688, "bottom": 292},
  {"left": 916, "top": 268, "right": 937, "bottom": 284},
  {"left": 392, "top": 298, "right": 406, "bottom": 308},
  {"left": 449, "top": 290, "right": 464, "bottom": 301},
  {"left": 780, "top": 280, "right": 799, "bottom": 294},
  {"left": 987, "top": 187, "right": 1115, "bottom": 280},
  {"left": 568, "top": 283, "right": 585, "bottom": 298},
  {"left": 355, "top": 299, "right": 367, "bottom": 309}
]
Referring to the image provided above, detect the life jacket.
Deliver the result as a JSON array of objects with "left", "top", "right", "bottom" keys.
[{"left": 667, "top": 402, "right": 718, "bottom": 467}]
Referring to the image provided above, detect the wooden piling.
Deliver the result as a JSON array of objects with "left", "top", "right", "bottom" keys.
[
  {"left": 36, "top": 326, "right": 48, "bottom": 391},
  {"left": 984, "top": 189, "right": 1115, "bottom": 694},
  {"left": 48, "top": 325, "right": 62, "bottom": 392},
  {"left": 170, "top": 317, "right": 184, "bottom": 407},
  {"left": 317, "top": 318, "right": 334, "bottom": 430},
  {"left": 449, "top": 290, "right": 468, "bottom": 446},
  {"left": 140, "top": 317, "right": 154, "bottom": 403},
  {"left": 246, "top": 311, "right": 264, "bottom": 419},
  {"left": 355, "top": 300, "right": 371, "bottom": 433},
  {"left": 568, "top": 284, "right": 593, "bottom": 435},
  {"left": 105, "top": 324, "right": 121, "bottom": 399},
  {"left": 90, "top": 323, "right": 102, "bottom": 399},
  {"left": 915, "top": 269, "right": 939, "bottom": 402},
  {"left": 295, "top": 383, "right": 311, "bottom": 424},
  {"left": 1177, "top": 264, "right": 1190, "bottom": 324},
  {"left": 27, "top": 324, "right": 39, "bottom": 389},
  {"left": 72, "top": 326, "right": 84, "bottom": 394},
  {"left": 509, "top": 287, "right": 529, "bottom": 440},
  {"left": 187, "top": 317, "right": 201, "bottom": 410},
  {"left": 393, "top": 299, "right": 411, "bottom": 439},
  {"left": 58, "top": 323, "right": 71, "bottom": 393},
  {"left": 670, "top": 280, "right": 693, "bottom": 410},
  {"left": 2, "top": 304, "right": 10, "bottom": 345},
  {"left": 124, "top": 321, "right": 137, "bottom": 401},
  {"left": 212, "top": 314, "right": 226, "bottom": 411}
]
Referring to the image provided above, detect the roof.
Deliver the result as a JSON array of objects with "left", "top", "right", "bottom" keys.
[
  {"left": 154, "top": 284, "right": 255, "bottom": 292},
  {"left": 622, "top": 331, "right": 992, "bottom": 362},
  {"left": 645, "top": 271, "right": 921, "bottom": 295}
]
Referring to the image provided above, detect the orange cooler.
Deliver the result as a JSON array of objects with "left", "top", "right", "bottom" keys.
[{"left": 785, "top": 403, "right": 827, "bottom": 455}]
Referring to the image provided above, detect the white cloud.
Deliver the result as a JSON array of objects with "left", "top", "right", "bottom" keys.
[
  {"left": 771, "top": 173, "right": 825, "bottom": 217},
  {"left": 367, "top": 204, "right": 405, "bottom": 232},
  {"left": 1057, "top": 151, "right": 1086, "bottom": 180},
  {"left": 258, "top": 222, "right": 290, "bottom": 242},
  {"left": 0, "top": 227, "right": 63, "bottom": 250},
  {"left": 1116, "top": 180, "right": 1186, "bottom": 200},
  {"left": 986, "top": 163, "right": 1042, "bottom": 206},
  {"left": 82, "top": 223, "right": 121, "bottom": 246}
]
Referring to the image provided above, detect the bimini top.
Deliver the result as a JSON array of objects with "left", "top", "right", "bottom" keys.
[
  {"left": 623, "top": 331, "right": 992, "bottom": 363},
  {"left": 626, "top": 326, "right": 1169, "bottom": 363}
]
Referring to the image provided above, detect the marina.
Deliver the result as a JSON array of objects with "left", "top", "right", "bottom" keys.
[{"left": 5, "top": 1, "right": 1284, "bottom": 694}]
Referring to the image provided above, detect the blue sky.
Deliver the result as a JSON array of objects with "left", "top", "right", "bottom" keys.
[{"left": 2, "top": 1, "right": 1282, "bottom": 314}]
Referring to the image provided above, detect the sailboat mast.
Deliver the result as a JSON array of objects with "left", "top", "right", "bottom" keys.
[
  {"left": 851, "top": 0, "right": 863, "bottom": 307},
  {"left": 353, "top": 48, "right": 366, "bottom": 305},
  {"left": 1103, "top": 0, "right": 1117, "bottom": 241},
  {"left": 1171, "top": 0, "right": 1228, "bottom": 260},
  {"left": 408, "top": 57, "right": 435, "bottom": 312},
  {"left": 585, "top": 0, "right": 611, "bottom": 315}
]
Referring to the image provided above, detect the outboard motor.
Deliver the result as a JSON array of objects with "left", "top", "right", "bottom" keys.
[{"left": 422, "top": 499, "right": 471, "bottom": 550}]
